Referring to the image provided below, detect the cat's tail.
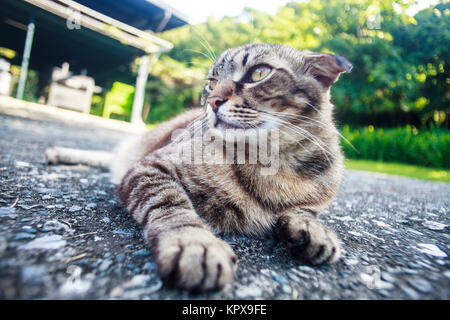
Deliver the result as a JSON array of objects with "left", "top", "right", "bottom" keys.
[
  {"left": 45, "top": 136, "right": 142, "bottom": 184},
  {"left": 45, "top": 146, "right": 114, "bottom": 169}
]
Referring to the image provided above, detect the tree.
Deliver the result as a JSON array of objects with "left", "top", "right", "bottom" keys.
[
  {"left": 148, "top": 0, "right": 448, "bottom": 127},
  {"left": 391, "top": 2, "right": 450, "bottom": 125}
]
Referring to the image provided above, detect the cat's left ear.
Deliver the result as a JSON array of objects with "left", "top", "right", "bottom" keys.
[{"left": 303, "top": 53, "right": 353, "bottom": 88}]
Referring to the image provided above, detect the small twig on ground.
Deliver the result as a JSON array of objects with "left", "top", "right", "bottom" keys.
[
  {"left": 65, "top": 253, "right": 87, "bottom": 264},
  {"left": 60, "top": 219, "right": 72, "bottom": 229},
  {"left": 10, "top": 198, "right": 19, "bottom": 208},
  {"left": 64, "top": 232, "right": 97, "bottom": 240}
]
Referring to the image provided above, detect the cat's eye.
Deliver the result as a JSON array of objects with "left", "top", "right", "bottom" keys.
[
  {"left": 250, "top": 66, "right": 272, "bottom": 82},
  {"left": 207, "top": 79, "right": 218, "bottom": 90}
]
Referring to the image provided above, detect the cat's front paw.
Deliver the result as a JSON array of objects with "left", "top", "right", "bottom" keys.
[
  {"left": 156, "top": 229, "right": 237, "bottom": 292},
  {"left": 277, "top": 214, "right": 341, "bottom": 265}
]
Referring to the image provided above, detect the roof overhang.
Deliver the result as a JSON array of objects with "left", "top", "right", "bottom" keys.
[
  {"left": 25, "top": 0, "right": 174, "bottom": 53},
  {"left": 0, "top": 0, "right": 177, "bottom": 81},
  {"left": 76, "top": 0, "right": 190, "bottom": 32}
]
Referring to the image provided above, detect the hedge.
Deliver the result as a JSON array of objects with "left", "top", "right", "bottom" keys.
[{"left": 340, "top": 126, "right": 450, "bottom": 169}]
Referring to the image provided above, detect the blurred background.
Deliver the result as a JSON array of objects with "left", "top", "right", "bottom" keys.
[{"left": 0, "top": 0, "right": 448, "bottom": 182}]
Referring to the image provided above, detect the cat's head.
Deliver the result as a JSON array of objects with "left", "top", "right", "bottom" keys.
[{"left": 200, "top": 43, "right": 352, "bottom": 134}]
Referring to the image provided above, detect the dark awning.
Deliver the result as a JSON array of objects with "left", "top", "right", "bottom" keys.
[
  {"left": 0, "top": 0, "right": 186, "bottom": 82},
  {"left": 75, "top": 0, "right": 189, "bottom": 32}
]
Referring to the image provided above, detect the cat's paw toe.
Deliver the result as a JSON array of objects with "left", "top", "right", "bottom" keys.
[
  {"left": 157, "top": 234, "right": 237, "bottom": 292},
  {"left": 277, "top": 215, "right": 341, "bottom": 265}
]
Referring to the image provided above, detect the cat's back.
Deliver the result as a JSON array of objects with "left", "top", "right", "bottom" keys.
[
  {"left": 140, "top": 108, "right": 203, "bottom": 156},
  {"left": 110, "top": 108, "right": 203, "bottom": 184}
]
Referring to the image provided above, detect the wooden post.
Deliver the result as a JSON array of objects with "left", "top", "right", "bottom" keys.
[{"left": 16, "top": 18, "right": 35, "bottom": 100}]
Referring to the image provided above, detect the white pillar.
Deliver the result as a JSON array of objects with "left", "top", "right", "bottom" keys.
[
  {"left": 17, "top": 18, "right": 35, "bottom": 100},
  {"left": 131, "top": 55, "right": 150, "bottom": 126}
]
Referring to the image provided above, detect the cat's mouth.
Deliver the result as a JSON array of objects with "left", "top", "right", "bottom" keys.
[
  {"left": 215, "top": 118, "right": 241, "bottom": 129},
  {"left": 206, "top": 105, "right": 259, "bottom": 130}
]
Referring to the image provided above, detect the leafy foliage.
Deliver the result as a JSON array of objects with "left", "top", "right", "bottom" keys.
[
  {"left": 148, "top": 0, "right": 449, "bottom": 128},
  {"left": 9, "top": 65, "right": 39, "bottom": 102}
]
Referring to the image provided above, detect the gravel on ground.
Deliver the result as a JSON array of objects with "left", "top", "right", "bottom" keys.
[{"left": 0, "top": 114, "right": 449, "bottom": 299}]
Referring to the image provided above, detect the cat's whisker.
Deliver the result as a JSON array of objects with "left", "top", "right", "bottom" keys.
[
  {"left": 191, "top": 26, "right": 217, "bottom": 60},
  {"left": 261, "top": 110, "right": 359, "bottom": 153},
  {"left": 170, "top": 116, "right": 208, "bottom": 144},
  {"left": 266, "top": 113, "right": 331, "bottom": 135},
  {"left": 199, "top": 38, "right": 217, "bottom": 61},
  {"left": 251, "top": 15, "right": 261, "bottom": 44},
  {"left": 164, "top": 54, "right": 211, "bottom": 69},
  {"left": 300, "top": 102, "right": 359, "bottom": 153},
  {"left": 189, "top": 117, "right": 208, "bottom": 135},
  {"left": 261, "top": 110, "right": 328, "bottom": 130},
  {"left": 258, "top": 115, "right": 317, "bottom": 157},
  {"left": 259, "top": 114, "right": 334, "bottom": 165},
  {"left": 293, "top": 126, "right": 333, "bottom": 164},
  {"left": 259, "top": 114, "right": 315, "bottom": 141},
  {"left": 197, "top": 38, "right": 216, "bottom": 61},
  {"left": 263, "top": 121, "right": 337, "bottom": 185},
  {"left": 262, "top": 111, "right": 325, "bottom": 130},
  {"left": 184, "top": 49, "right": 214, "bottom": 62},
  {"left": 190, "top": 61, "right": 213, "bottom": 68},
  {"left": 250, "top": 12, "right": 256, "bottom": 44}
]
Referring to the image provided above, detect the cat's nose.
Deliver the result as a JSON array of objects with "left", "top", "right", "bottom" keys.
[{"left": 207, "top": 96, "right": 228, "bottom": 112}]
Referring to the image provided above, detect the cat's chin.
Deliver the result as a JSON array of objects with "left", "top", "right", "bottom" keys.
[
  {"left": 207, "top": 119, "right": 244, "bottom": 141},
  {"left": 216, "top": 119, "right": 240, "bottom": 130}
]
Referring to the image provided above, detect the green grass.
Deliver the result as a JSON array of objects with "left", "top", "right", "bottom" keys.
[{"left": 345, "top": 159, "right": 450, "bottom": 183}]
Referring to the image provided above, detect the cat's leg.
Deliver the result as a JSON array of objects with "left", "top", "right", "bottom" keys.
[
  {"left": 276, "top": 209, "right": 341, "bottom": 265},
  {"left": 118, "top": 160, "right": 237, "bottom": 291}
]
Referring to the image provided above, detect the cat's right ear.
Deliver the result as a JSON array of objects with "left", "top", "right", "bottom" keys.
[{"left": 302, "top": 53, "right": 353, "bottom": 88}]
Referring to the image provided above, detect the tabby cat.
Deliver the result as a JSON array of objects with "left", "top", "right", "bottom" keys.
[{"left": 46, "top": 43, "right": 352, "bottom": 292}]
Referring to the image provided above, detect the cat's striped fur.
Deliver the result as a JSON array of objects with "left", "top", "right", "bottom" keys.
[{"left": 46, "top": 43, "right": 352, "bottom": 291}]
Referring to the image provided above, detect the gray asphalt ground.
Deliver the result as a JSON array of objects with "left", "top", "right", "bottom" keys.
[{"left": 0, "top": 113, "right": 449, "bottom": 299}]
